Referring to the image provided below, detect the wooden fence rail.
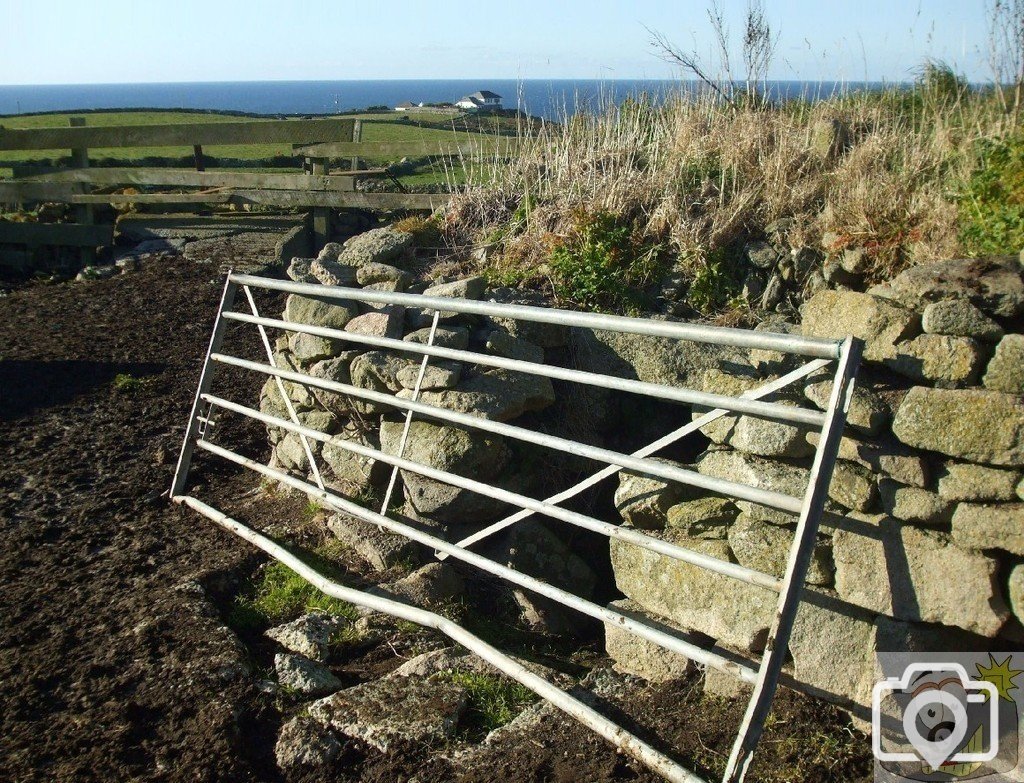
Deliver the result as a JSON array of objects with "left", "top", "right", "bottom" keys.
[{"left": 0, "top": 115, "right": 504, "bottom": 253}]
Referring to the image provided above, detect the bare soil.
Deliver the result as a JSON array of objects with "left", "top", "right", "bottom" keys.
[{"left": 0, "top": 257, "right": 873, "bottom": 783}]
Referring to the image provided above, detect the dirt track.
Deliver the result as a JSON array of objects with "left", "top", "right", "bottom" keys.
[{"left": 0, "top": 258, "right": 872, "bottom": 783}]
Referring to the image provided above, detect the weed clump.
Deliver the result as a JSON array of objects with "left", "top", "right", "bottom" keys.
[
  {"left": 227, "top": 540, "right": 357, "bottom": 630},
  {"left": 960, "top": 129, "right": 1024, "bottom": 255},
  {"left": 438, "top": 669, "right": 539, "bottom": 739}
]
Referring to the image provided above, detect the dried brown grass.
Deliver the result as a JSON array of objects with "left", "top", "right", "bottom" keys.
[{"left": 445, "top": 88, "right": 1016, "bottom": 287}]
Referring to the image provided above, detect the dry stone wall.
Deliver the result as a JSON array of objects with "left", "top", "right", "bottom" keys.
[{"left": 606, "top": 255, "right": 1024, "bottom": 724}]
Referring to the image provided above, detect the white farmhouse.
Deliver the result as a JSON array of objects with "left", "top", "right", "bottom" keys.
[{"left": 455, "top": 90, "right": 503, "bottom": 111}]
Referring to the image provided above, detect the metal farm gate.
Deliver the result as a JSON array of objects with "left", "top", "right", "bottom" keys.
[{"left": 171, "top": 271, "right": 863, "bottom": 783}]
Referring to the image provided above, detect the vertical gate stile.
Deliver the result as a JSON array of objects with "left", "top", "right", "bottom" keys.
[
  {"left": 170, "top": 276, "right": 239, "bottom": 497},
  {"left": 379, "top": 310, "right": 441, "bottom": 515},
  {"left": 722, "top": 336, "right": 863, "bottom": 783}
]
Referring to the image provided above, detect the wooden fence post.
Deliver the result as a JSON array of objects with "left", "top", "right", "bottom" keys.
[
  {"left": 309, "top": 156, "right": 331, "bottom": 250},
  {"left": 68, "top": 117, "right": 95, "bottom": 265}
]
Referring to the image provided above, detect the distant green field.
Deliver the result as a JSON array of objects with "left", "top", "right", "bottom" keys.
[{"left": 0, "top": 109, "right": 515, "bottom": 183}]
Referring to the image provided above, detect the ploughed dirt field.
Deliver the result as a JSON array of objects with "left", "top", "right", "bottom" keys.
[{"left": 0, "top": 256, "right": 872, "bottom": 783}]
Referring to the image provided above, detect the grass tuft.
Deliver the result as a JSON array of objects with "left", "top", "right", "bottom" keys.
[{"left": 439, "top": 669, "right": 539, "bottom": 739}]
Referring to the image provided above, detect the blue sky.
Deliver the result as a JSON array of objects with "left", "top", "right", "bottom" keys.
[{"left": 0, "top": 0, "right": 994, "bottom": 84}]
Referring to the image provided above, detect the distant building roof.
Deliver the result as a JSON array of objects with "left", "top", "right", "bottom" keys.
[
  {"left": 469, "top": 90, "right": 502, "bottom": 101},
  {"left": 395, "top": 101, "right": 416, "bottom": 108}
]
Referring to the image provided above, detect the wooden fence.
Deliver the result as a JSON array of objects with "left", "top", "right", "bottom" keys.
[{"left": 0, "top": 115, "right": 517, "bottom": 259}]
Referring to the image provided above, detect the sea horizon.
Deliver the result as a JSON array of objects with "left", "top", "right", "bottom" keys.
[{"left": 0, "top": 78, "right": 909, "bottom": 121}]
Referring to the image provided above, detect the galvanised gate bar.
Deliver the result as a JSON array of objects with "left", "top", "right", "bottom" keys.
[{"left": 171, "top": 271, "right": 863, "bottom": 783}]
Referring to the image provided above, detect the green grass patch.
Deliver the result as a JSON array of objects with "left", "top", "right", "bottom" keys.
[
  {"left": 960, "top": 129, "right": 1024, "bottom": 256},
  {"left": 548, "top": 209, "right": 665, "bottom": 314},
  {"left": 111, "top": 373, "right": 147, "bottom": 393},
  {"left": 439, "top": 670, "right": 539, "bottom": 739},
  {"left": 227, "top": 540, "right": 358, "bottom": 630}
]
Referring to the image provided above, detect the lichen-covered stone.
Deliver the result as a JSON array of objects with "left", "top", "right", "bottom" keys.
[
  {"left": 983, "top": 334, "right": 1024, "bottom": 395},
  {"left": 614, "top": 462, "right": 688, "bottom": 529},
  {"left": 275, "top": 716, "right": 341, "bottom": 771},
  {"left": 344, "top": 306, "right": 404, "bottom": 340},
  {"left": 951, "top": 503, "right": 1024, "bottom": 555},
  {"left": 872, "top": 256, "right": 1024, "bottom": 318},
  {"left": 321, "top": 420, "right": 386, "bottom": 494},
  {"left": 804, "top": 378, "right": 888, "bottom": 435},
  {"left": 828, "top": 460, "right": 877, "bottom": 512},
  {"left": 807, "top": 431, "right": 928, "bottom": 487},
  {"left": 423, "top": 275, "right": 487, "bottom": 301},
  {"left": 379, "top": 419, "right": 511, "bottom": 522},
  {"left": 610, "top": 532, "right": 776, "bottom": 650},
  {"left": 665, "top": 496, "right": 738, "bottom": 537},
  {"left": 1009, "top": 565, "right": 1024, "bottom": 626},
  {"left": 349, "top": 351, "right": 405, "bottom": 415},
  {"left": 275, "top": 653, "right": 343, "bottom": 696},
  {"left": 395, "top": 361, "right": 461, "bottom": 391},
  {"left": 696, "top": 449, "right": 808, "bottom": 525},
  {"left": 266, "top": 611, "right": 349, "bottom": 662},
  {"left": 833, "top": 520, "right": 1008, "bottom": 637},
  {"left": 696, "top": 370, "right": 813, "bottom": 459},
  {"left": 403, "top": 325, "right": 470, "bottom": 350},
  {"left": 921, "top": 300, "right": 1004, "bottom": 342},
  {"left": 878, "top": 480, "right": 953, "bottom": 525},
  {"left": 308, "top": 675, "right": 467, "bottom": 752},
  {"left": 938, "top": 462, "right": 1022, "bottom": 502},
  {"left": 726, "top": 513, "right": 833, "bottom": 585},
  {"left": 892, "top": 387, "right": 1024, "bottom": 466},
  {"left": 356, "top": 262, "right": 412, "bottom": 289},
  {"left": 310, "top": 258, "right": 358, "bottom": 287},
  {"left": 485, "top": 330, "right": 544, "bottom": 364},
  {"left": 800, "top": 290, "right": 919, "bottom": 361},
  {"left": 401, "top": 368, "right": 555, "bottom": 422},
  {"left": 286, "top": 256, "right": 318, "bottom": 283},
  {"left": 603, "top": 599, "right": 696, "bottom": 682},
  {"left": 337, "top": 226, "right": 414, "bottom": 268},
  {"left": 884, "top": 334, "right": 986, "bottom": 387}
]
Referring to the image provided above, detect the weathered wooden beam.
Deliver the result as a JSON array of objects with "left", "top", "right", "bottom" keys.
[
  {"left": 69, "top": 192, "right": 232, "bottom": 205},
  {"left": 292, "top": 138, "right": 520, "bottom": 158},
  {"left": 0, "top": 182, "right": 87, "bottom": 202},
  {"left": 0, "top": 222, "right": 113, "bottom": 247},
  {"left": 0, "top": 118, "right": 355, "bottom": 151},
  {"left": 229, "top": 190, "right": 445, "bottom": 210},
  {"left": 22, "top": 167, "right": 368, "bottom": 191}
]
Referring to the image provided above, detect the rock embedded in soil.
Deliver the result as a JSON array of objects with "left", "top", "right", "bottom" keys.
[
  {"left": 800, "top": 290, "right": 920, "bottom": 362},
  {"left": 308, "top": 674, "right": 468, "bottom": 752},
  {"left": 373, "top": 562, "right": 464, "bottom": 608},
  {"left": 275, "top": 715, "right": 342, "bottom": 771},
  {"left": 921, "top": 299, "right": 1004, "bottom": 341},
  {"left": 275, "top": 653, "right": 343, "bottom": 696},
  {"left": 266, "top": 611, "right": 351, "bottom": 663},
  {"left": 327, "top": 512, "right": 419, "bottom": 572},
  {"left": 892, "top": 387, "right": 1024, "bottom": 466},
  {"left": 983, "top": 334, "right": 1024, "bottom": 394}
]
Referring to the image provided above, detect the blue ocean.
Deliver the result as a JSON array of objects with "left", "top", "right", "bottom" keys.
[{"left": 0, "top": 79, "right": 894, "bottom": 120}]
